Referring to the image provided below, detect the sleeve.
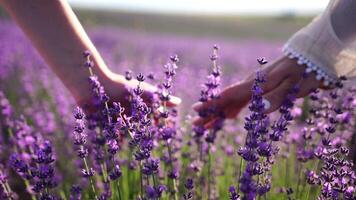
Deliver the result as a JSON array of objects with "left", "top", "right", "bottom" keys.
[{"left": 282, "top": 0, "right": 356, "bottom": 86}]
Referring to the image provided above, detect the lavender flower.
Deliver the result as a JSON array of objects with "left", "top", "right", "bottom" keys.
[
  {"left": 1, "top": 25, "right": 356, "bottom": 200},
  {"left": 72, "top": 106, "right": 97, "bottom": 198},
  {"left": 69, "top": 185, "right": 82, "bottom": 200},
  {"left": 142, "top": 158, "right": 159, "bottom": 176},
  {"left": 183, "top": 178, "right": 194, "bottom": 200},
  {"left": 146, "top": 185, "right": 167, "bottom": 199},
  {"left": 109, "top": 164, "right": 122, "bottom": 180},
  {"left": 229, "top": 186, "right": 241, "bottom": 200},
  {"left": 238, "top": 60, "right": 268, "bottom": 200}
]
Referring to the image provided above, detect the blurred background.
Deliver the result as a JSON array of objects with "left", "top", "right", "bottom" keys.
[
  {"left": 0, "top": 0, "right": 329, "bottom": 110},
  {"left": 68, "top": 0, "right": 327, "bottom": 40},
  {"left": 0, "top": 0, "right": 328, "bottom": 41}
]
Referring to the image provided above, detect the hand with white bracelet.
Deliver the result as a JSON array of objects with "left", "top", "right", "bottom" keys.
[{"left": 192, "top": 56, "right": 322, "bottom": 127}]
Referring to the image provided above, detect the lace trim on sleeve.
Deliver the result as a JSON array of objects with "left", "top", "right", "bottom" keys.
[{"left": 282, "top": 45, "right": 338, "bottom": 87}]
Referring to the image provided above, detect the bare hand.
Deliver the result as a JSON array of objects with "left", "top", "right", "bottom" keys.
[
  {"left": 76, "top": 72, "right": 181, "bottom": 113},
  {"left": 192, "top": 56, "right": 323, "bottom": 128}
]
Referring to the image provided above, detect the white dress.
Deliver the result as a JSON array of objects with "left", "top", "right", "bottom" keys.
[{"left": 283, "top": 0, "right": 356, "bottom": 86}]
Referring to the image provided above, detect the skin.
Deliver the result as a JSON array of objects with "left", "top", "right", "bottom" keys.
[
  {"left": 0, "top": 0, "right": 181, "bottom": 111},
  {"left": 0, "top": 0, "right": 342, "bottom": 127},
  {"left": 193, "top": 0, "right": 356, "bottom": 128},
  {"left": 193, "top": 56, "right": 325, "bottom": 128}
]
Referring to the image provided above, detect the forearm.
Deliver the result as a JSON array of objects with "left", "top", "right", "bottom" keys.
[
  {"left": 1, "top": 0, "right": 116, "bottom": 101},
  {"left": 283, "top": 0, "right": 356, "bottom": 84}
]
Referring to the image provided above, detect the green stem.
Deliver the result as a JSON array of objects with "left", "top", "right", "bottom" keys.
[
  {"left": 172, "top": 179, "right": 178, "bottom": 200},
  {"left": 167, "top": 142, "right": 178, "bottom": 200},
  {"left": 207, "top": 144, "right": 211, "bottom": 200},
  {"left": 83, "top": 158, "right": 97, "bottom": 199},
  {"left": 88, "top": 66, "right": 94, "bottom": 76},
  {"left": 305, "top": 160, "right": 320, "bottom": 200},
  {"left": 60, "top": 190, "right": 68, "bottom": 200},
  {"left": 285, "top": 157, "right": 289, "bottom": 189},
  {"left": 237, "top": 157, "right": 244, "bottom": 194},
  {"left": 4, "top": 182, "right": 12, "bottom": 195},
  {"left": 100, "top": 163, "right": 108, "bottom": 183},
  {"left": 127, "top": 150, "right": 133, "bottom": 198},
  {"left": 140, "top": 162, "right": 144, "bottom": 199},
  {"left": 24, "top": 180, "right": 36, "bottom": 200},
  {"left": 295, "top": 163, "right": 303, "bottom": 199},
  {"left": 1, "top": 183, "right": 10, "bottom": 198},
  {"left": 117, "top": 180, "right": 123, "bottom": 200},
  {"left": 198, "top": 142, "right": 203, "bottom": 161},
  {"left": 284, "top": 157, "right": 290, "bottom": 200},
  {"left": 305, "top": 186, "right": 312, "bottom": 200},
  {"left": 152, "top": 174, "right": 158, "bottom": 187},
  {"left": 7, "top": 128, "right": 19, "bottom": 153},
  {"left": 152, "top": 174, "right": 159, "bottom": 200},
  {"left": 300, "top": 178, "right": 307, "bottom": 199}
]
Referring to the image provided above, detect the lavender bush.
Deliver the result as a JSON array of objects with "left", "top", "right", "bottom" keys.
[{"left": 0, "top": 20, "right": 355, "bottom": 200}]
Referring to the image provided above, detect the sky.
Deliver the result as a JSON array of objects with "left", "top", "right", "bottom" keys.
[{"left": 68, "top": 0, "right": 329, "bottom": 16}]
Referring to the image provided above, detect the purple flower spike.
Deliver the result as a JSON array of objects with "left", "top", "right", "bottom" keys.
[
  {"left": 109, "top": 164, "right": 122, "bottom": 180},
  {"left": 136, "top": 73, "right": 145, "bottom": 82},
  {"left": 142, "top": 158, "right": 159, "bottom": 175},
  {"left": 257, "top": 57, "right": 268, "bottom": 65},
  {"left": 125, "top": 70, "right": 133, "bottom": 81},
  {"left": 229, "top": 186, "right": 240, "bottom": 200},
  {"left": 83, "top": 50, "right": 91, "bottom": 58}
]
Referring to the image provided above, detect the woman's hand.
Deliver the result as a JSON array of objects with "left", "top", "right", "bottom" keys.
[
  {"left": 1, "top": 0, "right": 181, "bottom": 112},
  {"left": 75, "top": 71, "right": 181, "bottom": 112},
  {"left": 192, "top": 55, "right": 323, "bottom": 128}
]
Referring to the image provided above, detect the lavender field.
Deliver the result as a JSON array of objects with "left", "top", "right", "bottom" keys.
[{"left": 0, "top": 17, "right": 355, "bottom": 200}]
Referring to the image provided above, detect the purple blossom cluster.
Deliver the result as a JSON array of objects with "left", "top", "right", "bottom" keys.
[
  {"left": 237, "top": 59, "right": 271, "bottom": 200},
  {"left": 0, "top": 165, "right": 14, "bottom": 199},
  {"left": 0, "top": 19, "right": 355, "bottom": 200},
  {"left": 237, "top": 60, "right": 310, "bottom": 200},
  {"left": 301, "top": 79, "right": 356, "bottom": 200},
  {"left": 8, "top": 126, "right": 58, "bottom": 199}
]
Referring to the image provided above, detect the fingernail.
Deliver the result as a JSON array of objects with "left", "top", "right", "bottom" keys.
[
  {"left": 192, "top": 102, "right": 202, "bottom": 110},
  {"left": 171, "top": 96, "right": 182, "bottom": 105},
  {"left": 262, "top": 98, "right": 271, "bottom": 110}
]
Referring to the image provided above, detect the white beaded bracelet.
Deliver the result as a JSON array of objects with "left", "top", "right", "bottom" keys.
[{"left": 282, "top": 45, "right": 338, "bottom": 87}]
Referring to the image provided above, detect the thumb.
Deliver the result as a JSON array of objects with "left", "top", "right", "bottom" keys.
[{"left": 262, "top": 77, "right": 298, "bottom": 113}]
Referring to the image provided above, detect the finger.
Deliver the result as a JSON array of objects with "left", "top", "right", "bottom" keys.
[
  {"left": 193, "top": 114, "right": 221, "bottom": 128},
  {"left": 204, "top": 117, "right": 220, "bottom": 129},
  {"left": 192, "top": 66, "right": 285, "bottom": 117},
  {"left": 192, "top": 67, "right": 285, "bottom": 126},
  {"left": 191, "top": 59, "right": 277, "bottom": 112},
  {"left": 296, "top": 73, "right": 321, "bottom": 98},
  {"left": 192, "top": 116, "right": 209, "bottom": 127},
  {"left": 192, "top": 80, "right": 250, "bottom": 113},
  {"left": 192, "top": 105, "right": 224, "bottom": 126},
  {"left": 263, "top": 76, "right": 299, "bottom": 113},
  {"left": 166, "top": 95, "right": 181, "bottom": 107},
  {"left": 193, "top": 56, "right": 297, "bottom": 126},
  {"left": 192, "top": 101, "right": 242, "bottom": 127},
  {"left": 261, "top": 58, "right": 297, "bottom": 92},
  {"left": 193, "top": 56, "right": 293, "bottom": 111}
]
